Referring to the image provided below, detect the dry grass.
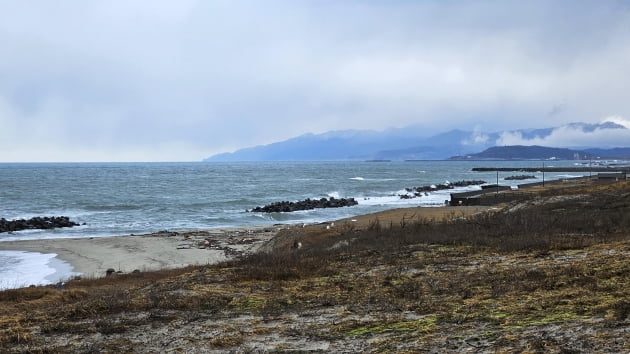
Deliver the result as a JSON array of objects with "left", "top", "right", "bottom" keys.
[{"left": 1, "top": 180, "right": 629, "bottom": 352}]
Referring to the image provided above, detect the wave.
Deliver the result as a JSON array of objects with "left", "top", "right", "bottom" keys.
[
  {"left": 1, "top": 209, "right": 98, "bottom": 221},
  {"left": 357, "top": 184, "right": 484, "bottom": 208},
  {"left": 350, "top": 177, "right": 400, "bottom": 182},
  {"left": 83, "top": 204, "right": 144, "bottom": 211},
  {"left": 0, "top": 251, "right": 78, "bottom": 289},
  {"left": 554, "top": 174, "right": 584, "bottom": 178},
  {"left": 357, "top": 194, "right": 449, "bottom": 207}
]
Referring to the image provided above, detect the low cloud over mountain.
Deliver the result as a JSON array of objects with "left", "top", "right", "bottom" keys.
[
  {"left": 205, "top": 118, "right": 630, "bottom": 161},
  {"left": 495, "top": 117, "right": 630, "bottom": 148}
]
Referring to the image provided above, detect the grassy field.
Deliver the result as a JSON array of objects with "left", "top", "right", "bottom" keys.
[{"left": 1, "top": 180, "right": 629, "bottom": 352}]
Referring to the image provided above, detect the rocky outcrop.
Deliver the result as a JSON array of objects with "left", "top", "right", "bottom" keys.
[
  {"left": 0, "top": 216, "right": 80, "bottom": 233},
  {"left": 251, "top": 197, "right": 358, "bottom": 213},
  {"left": 400, "top": 180, "right": 487, "bottom": 199}
]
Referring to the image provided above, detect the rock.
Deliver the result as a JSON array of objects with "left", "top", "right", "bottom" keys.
[
  {"left": 505, "top": 175, "right": 537, "bottom": 180},
  {"left": 399, "top": 180, "right": 487, "bottom": 199},
  {"left": 0, "top": 216, "right": 80, "bottom": 233},
  {"left": 251, "top": 197, "right": 359, "bottom": 213}
]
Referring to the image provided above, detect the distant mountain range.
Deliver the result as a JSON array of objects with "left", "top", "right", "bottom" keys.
[
  {"left": 450, "top": 145, "right": 630, "bottom": 160},
  {"left": 204, "top": 121, "right": 630, "bottom": 161}
]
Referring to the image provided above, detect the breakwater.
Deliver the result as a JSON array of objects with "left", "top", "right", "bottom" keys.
[
  {"left": 504, "top": 175, "right": 537, "bottom": 180},
  {"left": 250, "top": 197, "right": 359, "bottom": 213},
  {"left": 400, "top": 180, "right": 487, "bottom": 199},
  {"left": 1, "top": 216, "right": 80, "bottom": 233},
  {"left": 472, "top": 166, "right": 629, "bottom": 173}
]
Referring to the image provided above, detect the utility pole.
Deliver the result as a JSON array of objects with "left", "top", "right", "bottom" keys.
[
  {"left": 496, "top": 170, "right": 499, "bottom": 195},
  {"left": 542, "top": 162, "right": 545, "bottom": 187}
]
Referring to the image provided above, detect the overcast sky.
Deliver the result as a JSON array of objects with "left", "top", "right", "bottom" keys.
[{"left": 1, "top": 1, "right": 630, "bottom": 162}]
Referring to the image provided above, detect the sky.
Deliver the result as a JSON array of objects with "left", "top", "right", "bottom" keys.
[{"left": 1, "top": 0, "right": 630, "bottom": 162}]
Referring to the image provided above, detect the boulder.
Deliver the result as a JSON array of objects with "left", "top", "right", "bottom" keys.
[
  {"left": 399, "top": 180, "right": 487, "bottom": 199},
  {"left": 0, "top": 216, "right": 80, "bottom": 233},
  {"left": 505, "top": 175, "right": 537, "bottom": 180},
  {"left": 251, "top": 197, "right": 359, "bottom": 213}
]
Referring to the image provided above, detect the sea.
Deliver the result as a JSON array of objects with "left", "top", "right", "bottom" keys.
[{"left": 0, "top": 160, "right": 588, "bottom": 288}]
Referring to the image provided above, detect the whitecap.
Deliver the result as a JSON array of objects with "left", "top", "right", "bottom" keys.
[
  {"left": 350, "top": 177, "right": 365, "bottom": 181},
  {"left": 327, "top": 191, "right": 341, "bottom": 199}
]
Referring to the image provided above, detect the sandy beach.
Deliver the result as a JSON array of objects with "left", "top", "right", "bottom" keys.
[
  {"left": 0, "top": 206, "right": 493, "bottom": 280},
  {"left": 0, "top": 227, "right": 280, "bottom": 279}
]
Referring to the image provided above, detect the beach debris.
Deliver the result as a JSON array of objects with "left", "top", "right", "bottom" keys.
[
  {"left": 177, "top": 242, "right": 193, "bottom": 249},
  {"left": 221, "top": 246, "right": 243, "bottom": 258},
  {"left": 156, "top": 230, "right": 179, "bottom": 237},
  {"left": 193, "top": 238, "right": 215, "bottom": 249},
  {"left": 0, "top": 216, "right": 80, "bottom": 233}
]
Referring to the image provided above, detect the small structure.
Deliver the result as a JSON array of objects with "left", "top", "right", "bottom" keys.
[
  {"left": 597, "top": 173, "right": 627, "bottom": 182},
  {"left": 450, "top": 185, "right": 512, "bottom": 206}
]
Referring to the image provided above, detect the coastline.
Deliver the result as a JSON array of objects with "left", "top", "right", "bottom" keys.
[
  {"left": 0, "top": 206, "right": 492, "bottom": 286},
  {"left": 4, "top": 179, "right": 629, "bottom": 352}
]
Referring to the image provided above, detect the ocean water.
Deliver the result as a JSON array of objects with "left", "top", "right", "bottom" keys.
[{"left": 0, "top": 160, "right": 586, "bottom": 288}]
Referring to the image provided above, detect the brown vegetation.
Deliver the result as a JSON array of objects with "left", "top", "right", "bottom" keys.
[{"left": 1, "top": 180, "right": 629, "bottom": 352}]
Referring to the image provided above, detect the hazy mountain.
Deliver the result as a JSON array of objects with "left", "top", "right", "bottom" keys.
[
  {"left": 206, "top": 129, "right": 432, "bottom": 161},
  {"left": 204, "top": 122, "right": 628, "bottom": 161},
  {"left": 450, "top": 145, "right": 630, "bottom": 160},
  {"left": 582, "top": 147, "right": 630, "bottom": 159},
  {"left": 450, "top": 145, "right": 588, "bottom": 160}
]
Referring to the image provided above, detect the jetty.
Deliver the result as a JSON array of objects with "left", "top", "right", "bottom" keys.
[
  {"left": 449, "top": 177, "right": 589, "bottom": 206},
  {"left": 0, "top": 216, "right": 80, "bottom": 233},
  {"left": 451, "top": 166, "right": 629, "bottom": 206},
  {"left": 472, "top": 166, "right": 629, "bottom": 173}
]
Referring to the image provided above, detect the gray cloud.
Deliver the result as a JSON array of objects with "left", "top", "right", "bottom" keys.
[
  {"left": 1, "top": 1, "right": 630, "bottom": 161},
  {"left": 495, "top": 116, "right": 630, "bottom": 148}
]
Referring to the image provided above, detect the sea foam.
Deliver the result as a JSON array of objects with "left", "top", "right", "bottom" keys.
[{"left": 0, "top": 251, "right": 78, "bottom": 290}]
